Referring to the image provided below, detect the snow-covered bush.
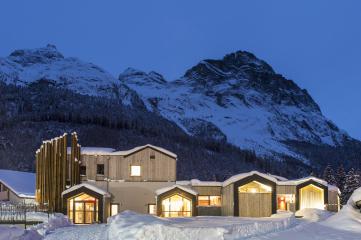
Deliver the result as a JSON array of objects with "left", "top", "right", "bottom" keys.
[
  {"left": 31, "top": 213, "right": 72, "bottom": 236},
  {"left": 322, "top": 187, "right": 361, "bottom": 233}
]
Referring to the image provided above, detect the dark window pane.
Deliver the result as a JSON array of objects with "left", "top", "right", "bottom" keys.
[
  {"left": 97, "top": 164, "right": 104, "bottom": 175},
  {"left": 80, "top": 166, "right": 86, "bottom": 176}
]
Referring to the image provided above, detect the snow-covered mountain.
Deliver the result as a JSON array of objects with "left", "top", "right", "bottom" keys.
[
  {"left": 119, "top": 51, "right": 350, "bottom": 162},
  {"left": 0, "top": 44, "right": 141, "bottom": 107}
]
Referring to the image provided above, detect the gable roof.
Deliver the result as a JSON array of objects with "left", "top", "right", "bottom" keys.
[
  {"left": 0, "top": 169, "right": 35, "bottom": 198},
  {"left": 67, "top": 147, "right": 115, "bottom": 155},
  {"left": 110, "top": 144, "right": 177, "bottom": 159},
  {"left": 222, "top": 171, "right": 278, "bottom": 187},
  {"left": 155, "top": 185, "right": 198, "bottom": 196},
  {"left": 61, "top": 183, "right": 111, "bottom": 197},
  {"left": 277, "top": 176, "right": 328, "bottom": 186}
]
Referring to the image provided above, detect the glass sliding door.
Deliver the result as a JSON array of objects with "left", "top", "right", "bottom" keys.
[
  {"left": 161, "top": 194, "right": 192, "bottom": 217},
  {"left": 67, "top": 193, "right": 99, "bottom": 224}
]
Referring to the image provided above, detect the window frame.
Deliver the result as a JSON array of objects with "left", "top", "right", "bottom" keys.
[
  {"left": 111, "top": 203, "right": 120, "bottom": 216},
  {"left": 148, "top": 203, "right": 156, "bottom": 215},
  {"left": 130, "top": 165, "right": 141, "bottom": 177},
  {"left": 96, "top": 164, "right": 105, "bottom": 175},
  {"left": 197, "top": 195, "right": 221, "bottom": 207}
]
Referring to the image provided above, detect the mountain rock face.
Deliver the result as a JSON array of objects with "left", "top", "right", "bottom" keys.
[
  {"left": 0, "top": 46, "right": 359, "bottom": 179},
  {"left": 0, "top": 44, "right": 143, "bottom": 107},
  {"left": 120, "top": 51, "right": 349, "bottom": 162}
]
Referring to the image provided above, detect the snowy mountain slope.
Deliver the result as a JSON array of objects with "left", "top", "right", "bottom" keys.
[
  {"left": 0, "top": 44, "right": 142, "bottom": 107},
  {"left": 119, "top": 51, "right": 350, "bottom": 162}
]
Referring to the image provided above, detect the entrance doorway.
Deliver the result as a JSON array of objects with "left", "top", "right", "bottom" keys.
[
  {"left": 67, "top": 193, "right": 99, "bottom": 224},
  {"left": 299, "top": 184, "right": 324, "bottom": 210}
]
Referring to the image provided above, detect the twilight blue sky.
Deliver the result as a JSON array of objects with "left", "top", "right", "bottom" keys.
[{"left": 1, "top": 0, "right": 360, "bottom": 139}]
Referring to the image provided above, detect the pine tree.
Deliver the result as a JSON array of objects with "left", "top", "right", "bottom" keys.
[
  {"left": 343, "top": 168, "right": 360, "bottom": 204},
  {"left": 336, "top": 165, "right": 346, "bottom": 204},
  {"left": 322, "top": 164, "right": 336, "bottom": 185}
]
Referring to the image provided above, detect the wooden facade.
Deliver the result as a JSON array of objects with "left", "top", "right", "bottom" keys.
[
  {"left": 79, "top": 147, "right": 176, "bottom": 182},
  {"left": 35, "top": 132, "right": 80, "bottom": 212}
]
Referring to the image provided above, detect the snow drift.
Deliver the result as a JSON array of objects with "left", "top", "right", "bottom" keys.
[
  {"left": 322, "top": 187, "right": 361, "bottom": 233},
  {"left": 107, "top": 210, "right": 294, "bottom": 240}
]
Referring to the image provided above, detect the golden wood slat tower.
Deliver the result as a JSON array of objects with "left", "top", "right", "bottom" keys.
[{"left": 35, "top": 132, "right": 81, "bottom": 212}]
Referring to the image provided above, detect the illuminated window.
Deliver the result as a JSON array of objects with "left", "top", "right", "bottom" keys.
[
  {"left": 238, "top": 181, "right": 272, "bottom": 193},
  {"left": 111, "top": 203, "right": 119, "bottom": 216},
  {"left": 198, "top": 196, "right": 221, "bottom": 206},
  {"left": 161, "top": 194, "right": 192, "bottom": 217},
  {"left": 148, "top": 204, "right": 156, "bottom": 215},
  {"left": 130, "top": 165, "right": 141, "bottom": 176}
]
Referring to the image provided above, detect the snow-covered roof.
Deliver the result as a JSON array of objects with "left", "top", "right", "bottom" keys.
[
  {"left": 328, "top": 185, "right": 341, "bottom": 194},
  {"left": 67, "top": 147, "right": 115, "bottom": 155},
  {"left": 176, "top": 179, "right": 222, "bottom": 187},
  {"left": 110, "top": 144, "right": 177, "bottom": 158},
  {"left": 277, "top": 176, "right": 328, "bottom": 186},
  {"left": 223, "top": 171, "right": 278, "bottom": 187},
  {"left": 61, "top": 183, "right": 111, "bottom": 197},
  {"left": 155, "top": 185, "right": 198, "bottom": 196},
  {"left": 0, "top": 169, "right": 35, "bottom": 198}
]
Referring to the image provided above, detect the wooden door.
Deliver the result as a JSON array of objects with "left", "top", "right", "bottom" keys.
[{"left": 239, "top": 193, "right": 272, "bottom": 217}]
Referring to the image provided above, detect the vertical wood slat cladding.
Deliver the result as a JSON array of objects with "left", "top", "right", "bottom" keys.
[
  {"left": 36, "top": 132, "right": 80, "bottom": 212},
  {"left": 80, "top": 147, "right": 176, "bottom": 182},
  {"left": 221, "top": 184, "right": 234, "bottom": 216},
  {"left": 239, "top": 193, "right": 272, "bottom": 217},
  {"left": 192, "top": 186, "right": 222, "bottom": 196}
]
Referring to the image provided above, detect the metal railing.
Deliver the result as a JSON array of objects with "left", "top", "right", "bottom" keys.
[{"left": 0, "top": 203, "right": 49, "bottom": 228}]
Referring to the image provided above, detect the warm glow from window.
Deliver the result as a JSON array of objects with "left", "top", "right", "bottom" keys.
[
  {"left": 130, "top": 165, "right": 141, "bottom": 176},
  {"left": 148, "top": 204, "right": 156, "bottom": 215},
  {"left": 239, "top": 181, "right": 272, "bottom": 193},
  {"left": 198, "top": 196, "right": 221, "bottom": 206},
  {"left": 111, "top": 204, "right": 119, "bottom": 216}
]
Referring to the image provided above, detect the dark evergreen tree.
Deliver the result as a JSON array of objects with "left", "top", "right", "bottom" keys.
[
  {"left": 343, "top": 168, "right": 360, "bottom": 204},
  {"left": 336, "top": 165, "right": 346, "bottom": 193},
  {"left": 322, "top": 164, "right": 336, "bottom": 185}
]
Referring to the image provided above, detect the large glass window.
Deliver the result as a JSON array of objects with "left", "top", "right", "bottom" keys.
[
  {"left": 300, "top": 184, "right": 324, "bottom": 210},
  {"left": 67, "top": 193, "right": 99, "bottom": 224},
  {"left": 198, "top": 196, "right": 221, "bottom": 206},
  {"left": 161, "top": 194, "right": 192, "bottom": 217},
  {"left": 238, "top": 181, "right": 272, "bottom": 193}
]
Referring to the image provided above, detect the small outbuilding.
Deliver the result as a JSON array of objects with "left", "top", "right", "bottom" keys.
[{"left": 0, "top": 169, "right": 35, "bottom": 204}]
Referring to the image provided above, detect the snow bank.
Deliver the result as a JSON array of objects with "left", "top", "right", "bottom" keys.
[
  {"left": 0, "top": 226, "right": 42, "bottom": 240},
  {"left": 322, "top": 188, "right": 361, "bottom": 233},
  {"left": 31, "top": 213, "right": 72, "bottom": 236},
  {"left": 295, "top": 209, "right": 333, "bottom": 222},
  {"left": 107, "top": 211, "right": 294, "bottom": 240},
  {"left": 108, "top": 211, "right": 225, "bottom": 240}
]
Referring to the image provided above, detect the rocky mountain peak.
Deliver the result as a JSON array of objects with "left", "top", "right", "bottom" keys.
[
  {"left": 9, "top": 44, "right": 64, "bottom": 66},
  {"left": 119, "top": 68, "right": 166, "bottom": 86},
  {"left": 183, "top": 50, "right": 274, "bottom": 83}
]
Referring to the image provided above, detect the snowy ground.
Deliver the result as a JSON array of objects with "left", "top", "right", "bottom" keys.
[{"left": 1, "top": 188, "right": 361, "bottom": 240}]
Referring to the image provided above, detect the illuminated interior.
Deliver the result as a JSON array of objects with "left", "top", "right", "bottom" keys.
[
  {"left": 130, "top": 165, "right": 141, "bottom": 176},
  {"left": 161, "top": 194, "right": 192, "bottom": 217},
  {"left": 198, "top": 196, "right": 221, "bottom": 206},
  {"left": 299, "top": 184, "right": 324, "bottom": 210},
  {"left": 238, "top": 181, "right": 272, "bottom": 193},
  {"left": 67, "top": 193, "right": 99, "bottom": 224},
  {"left": 277, "top": 194, "right": 294, "bottom": 210},
  {"left": 111, "top": 204, "right": 119, "bottom": 216}
]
